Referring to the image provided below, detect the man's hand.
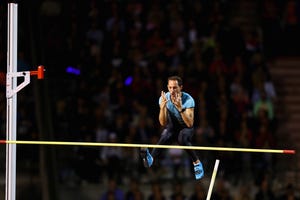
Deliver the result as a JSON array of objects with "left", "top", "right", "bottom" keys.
[
  {"left": 160, "top": 91, "right": 168, "bottom": 109},
  {"left": 159, "top": 91, "right": 168, "bottom": 126},
  {"left": 172, "top": 92, "right": 182, "bottom": 111}
]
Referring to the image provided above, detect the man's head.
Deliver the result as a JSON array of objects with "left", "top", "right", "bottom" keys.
[{"left": 167, "top": 76, "right": 183, "bottom": 96}]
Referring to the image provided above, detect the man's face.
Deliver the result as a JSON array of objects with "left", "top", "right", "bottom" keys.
[{"left": 167, "top": 80, "right": 182, "bottom": 96}]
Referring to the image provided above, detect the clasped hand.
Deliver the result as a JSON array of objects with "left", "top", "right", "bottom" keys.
[{"left": 160, "top": 91, "right": 182, "bottom": 111}]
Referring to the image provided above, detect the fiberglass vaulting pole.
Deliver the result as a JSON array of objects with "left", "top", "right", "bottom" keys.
[{"left": 6, "top": 3, "right": 18, "bottom": 200}]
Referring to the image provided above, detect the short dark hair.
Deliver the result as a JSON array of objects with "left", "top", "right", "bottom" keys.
[{"left": 168, "top": 76, "right": 183, "bottom": 86}]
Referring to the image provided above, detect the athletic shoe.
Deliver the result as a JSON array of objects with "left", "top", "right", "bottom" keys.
[
  {"left": 140, "top": 148, "right": 153, "bottom": 168},
  {"left": 194, "top": 162, "right": 204, "bottom": 180}
]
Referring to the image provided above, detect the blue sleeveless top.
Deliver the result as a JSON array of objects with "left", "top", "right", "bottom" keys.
[{"left": 159, "top": 92, "right": 195, "bottom": 126}]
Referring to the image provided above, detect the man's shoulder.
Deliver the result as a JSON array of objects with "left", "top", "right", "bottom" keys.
[
  {"left": 182, "top": 92, "right": 195, "bottom": 108},
  {"left": 182, "top": 92, "right": 194, "bottom": 99}
]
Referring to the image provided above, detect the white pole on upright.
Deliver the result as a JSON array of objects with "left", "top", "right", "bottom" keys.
[
  {"left": 6, "top": 3, "right": 18, "bottom": 200},
  {"left": 6, "top": 3, "right": 45, "bottom": 199}
]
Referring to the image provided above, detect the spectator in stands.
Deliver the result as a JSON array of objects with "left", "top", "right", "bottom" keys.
[
  {"left": 234, "top": 184, "right": 252, "bottom": 200},
  {"left": 189, "top": 182, "right": 206, "bottom": 200},
  {"left": 101, "top": 132, "right": 123, "bottom": 183},
  {"left": 260, "top": 0, "right": 283, "bottom": 58},
  {"left": 125, "top": 178, "right": 144, "bottom": 200},
  {"left": 234, "top": 120, "right": 253, "bottom": 148},
  {"left": 230, "top": 75, "right": 251, "bottom": 120},
  {"left": 281, "top": 0, "right": 300, "bottom": 55},
  {"left": 170, "top": 180, "right": 187, "bottom": 200},
  {"left": 147, "top": 182, "right": 166, "bottom": 200},
  {"left": 253, "top": 124, "right": 276, "bottom": 174},
  {"left": 75, "top": 133, "right": 102, "bottom": 184},
  {"left": 211, "top": 178, "right": 233, "bottom": 200},
  {"left": 100, "top": 178, "right": 125, "bottom": 200},
  {"left": 255, "top": 124, "right": 275, "bottom": 149},
  {"left": 167, "top": 148, "right": 185, "bottom": 179},
  {"left": 253, "top": 91, "right": 274, "bottom": 121},
  {"left": 254, "top": 175, "right": 275, "bottom": 200},
  {"left": 277, "top": 183, "right": 300, "bottom": 200}
]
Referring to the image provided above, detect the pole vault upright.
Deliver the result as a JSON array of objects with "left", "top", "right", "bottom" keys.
[
  {"left": 6, "top": 3, "right": 18, "bottom": 200},
  {"left": 6, "top": 3, "right": 44, "bottom": 200}
]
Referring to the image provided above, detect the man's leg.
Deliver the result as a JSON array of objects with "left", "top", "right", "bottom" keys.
[
  {"left": 178, "top": 128, "right": 204, "bottom": 180},
  {"left": 140, "top": 129, "right": 173, "bottom": 168},
  {"left": 140, "top": 148, "right": 153, "bottom": 168}
]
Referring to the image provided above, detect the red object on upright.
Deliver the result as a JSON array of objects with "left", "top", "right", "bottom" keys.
[
  {"left": 37, "top": 65, "right": 44, "bottom": 79},
  {"left": 30, "top": 65, "right": 44, "bottom": 79}
]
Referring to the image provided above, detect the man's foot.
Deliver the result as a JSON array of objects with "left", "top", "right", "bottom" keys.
[
  {"left": 194, "top": 162, "right": 204, "bottom": 180},
  {"left": 140, "top": 148, "right": 153, "bottom": 168}
]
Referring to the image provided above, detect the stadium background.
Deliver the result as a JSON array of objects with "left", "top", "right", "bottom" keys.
[{"left": 0, "top": 0, "right": 300, "bottom": 199}]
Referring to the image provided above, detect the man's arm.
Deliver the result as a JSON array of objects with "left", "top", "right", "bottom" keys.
[
  {"left": 180, "top": 108, "right": 194, "bottom": 128},
  {"left": 159, "top": 91, "right": 168, "bottom": 126},
  {"left": 159, "top": 106, "right": 168, "bottom": 126}
]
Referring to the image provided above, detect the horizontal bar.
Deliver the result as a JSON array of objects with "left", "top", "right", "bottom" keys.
[{"left": 0, "top": 140, "right": 295, "bottom": 154}]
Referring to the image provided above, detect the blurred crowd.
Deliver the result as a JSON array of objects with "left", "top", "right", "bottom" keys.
[
  {"left": 1, "top": 0, "right": 300, "bottom": 199},
  {"left": 96, "top": 176, "right": 299, "bottom": 200}
]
